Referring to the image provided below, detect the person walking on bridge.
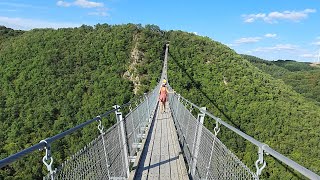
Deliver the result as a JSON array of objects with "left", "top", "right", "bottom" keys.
[{"left": 159, "top": 79, "right": 173, "bottom": 113}]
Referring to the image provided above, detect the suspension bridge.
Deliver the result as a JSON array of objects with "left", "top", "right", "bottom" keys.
[{"left": 0, "top": 44, "right": 319, "bottom": 180}]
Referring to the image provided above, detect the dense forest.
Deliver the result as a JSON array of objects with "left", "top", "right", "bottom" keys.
[
  {"left": 0, "top": 25, "right": 319, "bottom": 179},
  {"left": 242, "top": 54, "right": 320, "bottom": 103},
  {"left": 166, "top": 31, "right": 320, "bottom": 179},
  {"left": 0, "top": 24, "right": 164, "bottom": 179},
  {"left": 0, "top": 26, "right": 24, "bottom": 42}
]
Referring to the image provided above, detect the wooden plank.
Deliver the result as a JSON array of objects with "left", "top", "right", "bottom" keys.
[
  {"left": 167, "top": 106, "right": 179, "bottom": 180},
  {"left": 133, "top": 102, "right": 189, "bottom": 180},
  {"left": 168, "top": 108, "right": 184, "bottom": 180},
  {"left": 159, "top": 105, "right": 171, "bottom": 179},
  {"left": 168, "top": 106, "right": 189, "bottom": 180},
  {"left": 147, "top": 109, "right": 162, "bottom": 179},
  {"left": 135, "top": 106, "right": 159, "bottom": 180},
  {"left": 129, "top": 117, "right": 152, "bottom": 180},
  {"left": 141, "top": 114, "right": 158, "bottom": 180}
]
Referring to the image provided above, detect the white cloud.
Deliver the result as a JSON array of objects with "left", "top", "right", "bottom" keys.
[
  {"left": 235, "top": 37, "right": 262, "bottom": 44},
  {"left": 304, "top": 9, "right": 317, "bottom": 13},
  {"left": 0, "top": 16, "right": 80, "bottom": 30},
  {"left": 88, "top": 11, "right": 107, "bottom": 16},
  {"left": 0, "top": 2, "right": 26, "bottom": 7},
  {"left": 265, "top": 33, "right": 277, "bottom": 38},
  {"left": 254, "top": 44, "right": 299, "bottom": 52},
  {"left": 0, "top": 2, "right": 41, "bottom": 9},
  {"left": 0, "top": 9, "right": 18, "bottom": 12},
  {"left": 57, "top": 0, "right": 108, "bottom": 17},
  {"left": 232, "top": 34, "right": 278, "bottom": 46},
  {"left": 57, "top": 1, "right": 72, "bottom": 7},
  {"left": 311, "top": 37, "right": 320, "bottom": 46},
  {"left": 75, "top": 0, "right": 103, "bottom": 8},
  {"left": 301, "top": 54, "right": 318, "bottom": 58},
  {"left": 57, "top": 0, "right": 103, "bottom": 8},
  {"left": 312, "top": 41, "right": 320, "bottom": 46},
  {"left": 243, "top": 9, "right": 316, "bottom": 23},
  {"left": 226, "top": 43, "right": 236, "bottom": 47},
  {"left": 243, "top": 13, "right": 266, "bottom": 23},
  {"left": 88, "top": 8, "right": 109, "bottom": 17}
]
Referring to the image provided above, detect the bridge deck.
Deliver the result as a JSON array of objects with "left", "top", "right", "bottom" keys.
[{"left": 134, "top": 102, "right": 189, "bottom": 180}]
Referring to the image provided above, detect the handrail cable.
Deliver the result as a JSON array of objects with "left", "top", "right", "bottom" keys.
[
  {"left": 0, "top": 102, "right": 131, "bottom": 169},
  {"left": 176, "top": 94, "right": 320, "bottom": 180}
]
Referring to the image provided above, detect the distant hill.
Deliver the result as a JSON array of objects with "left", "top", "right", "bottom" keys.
[
  {"left": 0, "top": 25, "right": 319, "bottom": 179},
  {"left": 272, "top": 59, "right": 317, "bottom": 72},
  {"left": 0, "top": 26, "right": 24, "bottom": 43},
  {"left": 242, "top": 54, "right": 320, "bottom": 103}
]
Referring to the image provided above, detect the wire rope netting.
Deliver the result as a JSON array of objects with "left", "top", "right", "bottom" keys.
[
  {"left": 44, "top": 85, "right": 159, "bottom": 180},
  {"left": 168, "top": 93, "right": 258, "bottom": 180}
]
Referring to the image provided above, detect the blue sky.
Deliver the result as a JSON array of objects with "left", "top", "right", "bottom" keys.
[{"left": 0, "top": 0, "right": 319, "bottom": 62}]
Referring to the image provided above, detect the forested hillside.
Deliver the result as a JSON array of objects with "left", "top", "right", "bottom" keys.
[
  {"left": 0, "top": 24, "right": 164, "bottom": 179},
  {"left": 166, "top": 31, "right": 320, "bottom": 179},
  {"left": 0, "top": 25, "right": 319, "bottom": 179},
  {"left": 243, "top": 55, "right": 320, "bottom": 103}
]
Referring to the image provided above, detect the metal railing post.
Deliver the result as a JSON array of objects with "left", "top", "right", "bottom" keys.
[
  {"left": 175, "top": 94, "right": 183, "bottom": 142},
  {"left": 144, "top": 93, "right": 151, "bottom": 123},
  {"left": 175, "top": 94, "right": 180, "bottom": 121},
  {"left": 135, "top": 101, "right": 143, "bottom": 140},
  {"left": 190, "top": 107, "right": 206, "bottom": 177},
  {"left": 114, "top": 105, "right": 130, "bottom": 178},
  {"left": 96, "top": 116, "right": 111, "bottom": 179}
]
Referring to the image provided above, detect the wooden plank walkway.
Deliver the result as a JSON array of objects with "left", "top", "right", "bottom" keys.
[{"left": 134, "top": 102, "right": 189, "bottom": 180}]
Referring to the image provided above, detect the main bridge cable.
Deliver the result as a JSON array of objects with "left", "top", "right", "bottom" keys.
[
  {"left": 175, "top": 94, "right": 320, "bottom": 180},
  {"left": 0, "top": 102, "right": 131, "bottom": 169}
]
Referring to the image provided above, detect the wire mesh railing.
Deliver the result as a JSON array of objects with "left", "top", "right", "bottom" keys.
[
  {"left": 168, "top": 92, "right": 320, "bottom": 180},
  {"left": 42, "top": 86, "right": 160, "bottom": 180},
  {"left": 44, "top": 123, "right": 127, "bottom": 180},
  {"left": 124, "top": 85, "right": 160, "bottom": 158},
  {"left": 168, "top": 93, "right": 257, "bottom": 179},
  {"left": 0, "top": 85, "right": 160, "bottom": 180}
]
